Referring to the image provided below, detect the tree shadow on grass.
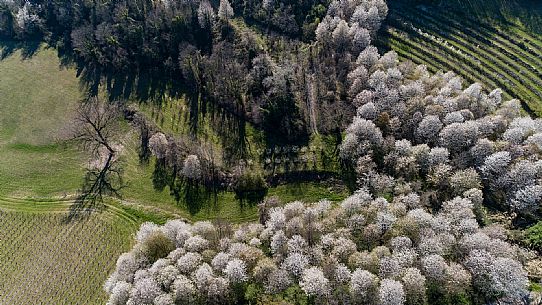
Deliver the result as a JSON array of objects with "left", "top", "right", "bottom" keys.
[
  {"left": 74, "top": 63, "right": 187, "bottom": 104},
  {"left": 0, "top": 39, "right": 42, "bottom": 60},
  {"left": 235, "top": 188, "right": 268, "bottom": 209},
  {"left": 170, "top": 180, "right": 219, "bottom": 216},
  {"left": 63, "top": 169, "right": 122, "bottom": 223},
  {"left": 0, "top": 38, "right": 188, "bottom": 105},
  {"left": 150, "top": 158, "right": 218, "bottom": 216},
  {"left": 152, "top": 159, "right": 171, "bottom": 192}
]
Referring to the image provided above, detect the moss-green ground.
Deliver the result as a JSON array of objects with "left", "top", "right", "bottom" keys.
[{"left": 0, "top": 43, "right": 348, "bottom": 220}]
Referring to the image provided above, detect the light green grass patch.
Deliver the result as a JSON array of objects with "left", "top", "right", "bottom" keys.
[
  {"left": 0, "top": 44, "right": 84, "bottom": 198},
  {"left": 0, "top": 44, "right": 81, "bottom": 145},
  {"left": 121, "top": 132, "right": 348, "bottom": 223}
]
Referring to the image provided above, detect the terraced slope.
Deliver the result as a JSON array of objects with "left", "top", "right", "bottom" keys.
[
  {"left": 0, "top": 198, "right": 137, "bottom": 305},
  {"left": 381, "top": 1, "right": 542, "bottom": 115}
]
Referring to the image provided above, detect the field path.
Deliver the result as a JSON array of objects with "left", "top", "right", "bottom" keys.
[{"left": 0, "top": 196, "right": 140, "bottom": 223}]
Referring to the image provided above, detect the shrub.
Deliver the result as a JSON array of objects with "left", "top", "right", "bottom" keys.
[
  {"left": 232, "top": 169, "right": 268, "bottom": 205},
  {"left": 524, "top": 221, "right": 542, "bottom": 252},
  {"left": 141, "top": 231, "right": 175, "bottom": 263}
]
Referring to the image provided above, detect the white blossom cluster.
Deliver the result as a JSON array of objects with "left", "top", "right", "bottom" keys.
[
  {"left": 148, "top": 133, "right": 169, "bottom": 160},
  {"left": 341, "top": 41, "right": 542, "bottom": 218},
  {"left": 105, "top": 219, "right": 260, "bottom": 305},
  {"left": 103, "top": 0, "right": 538, "bottom": 303},
  {"left": 106, "top": 193, "right": 530, "bottom": 304},
  {"left": 148, "top": 132, "right": 204, "bottom": 181},
  {"left": 1, "top": 0, "right": 41, "bottom": 34},
  {"left": 15, "top": 1, "right": 38, "bottom": 30},
  {"left": 316, "top": 0, "right": 388, "bottom": 56}
]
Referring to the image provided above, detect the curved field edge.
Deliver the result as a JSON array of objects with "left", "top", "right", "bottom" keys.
[{"left": 0, "top": 43, "right": 349, "bottom": 224}]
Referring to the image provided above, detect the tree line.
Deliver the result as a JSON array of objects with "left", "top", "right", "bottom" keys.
[{"left": 0, "top": 0, "right": 387, "bottom": 145}]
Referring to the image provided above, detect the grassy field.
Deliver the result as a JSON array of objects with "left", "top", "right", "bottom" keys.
[
  {"left": 0, "top": 45, "right": 84, "bottom": 198},
  {"left": 127, "top": 94, "right": 348, "bottom": 222},
  {"left": 0, "top": 43, "right": 348, "bottom": 304},
  {"left": 380, "top": 0, "right": 542, "bottom": 114},
  {"left": 0, "top": 43, "right": 348, "bottom": 220},
  {"left": 0, "top": 45, "right": 135, "bottom": 305}
]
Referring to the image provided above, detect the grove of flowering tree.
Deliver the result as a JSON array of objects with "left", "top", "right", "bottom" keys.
[
  {"left": 341, "top": 45, "right": 542, "bottom": 220},
  {"left": 105, "top": 195, "right": 531, "bottom": 304},
  {"left": 105, "top": 0, "right": 541, "bottom": 304},
  {"left": 1, "top": 0, "right": 540, "bottom": 304}
]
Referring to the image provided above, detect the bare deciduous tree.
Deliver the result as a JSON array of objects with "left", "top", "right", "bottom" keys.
[{"left": 68, "top": 97, "right": 124, "bottom": 218}]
